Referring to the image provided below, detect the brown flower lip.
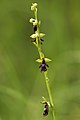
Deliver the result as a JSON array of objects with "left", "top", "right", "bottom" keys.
[
  {"left": 33, "top": 25, "right": 37, "bottom": 32},
  {"left": 39, "top": 58, "right": 49, "bottom": 72},
  {"left": 43, "top": 102, "right": 49, "bottom": 116}
]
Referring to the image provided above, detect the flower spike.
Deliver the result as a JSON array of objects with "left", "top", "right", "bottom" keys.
[{"left": 29, "top": 3, "right": 56, "bottom": 119}]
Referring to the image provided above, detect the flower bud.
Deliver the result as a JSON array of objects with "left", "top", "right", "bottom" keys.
[
  {"left": 31, "top": 3, "right": 37, "bottom": 11},
  {"left": 29, "top": 18, "right": 35, "bottom": 23}
]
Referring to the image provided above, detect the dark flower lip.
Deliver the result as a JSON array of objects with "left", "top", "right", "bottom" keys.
[
  {"left": 43, "top": 102, "right": 49, "bottom": 116},
  {"left": 33, "top": 25, "right": 37, "bottom": 32},
  {"left": 39, "top": 58, "right": 49, "bottom": 72}
]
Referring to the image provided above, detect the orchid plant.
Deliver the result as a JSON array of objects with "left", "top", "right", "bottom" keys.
[{"left": 29, "top": 3, "right": 56, "bottom": 120}]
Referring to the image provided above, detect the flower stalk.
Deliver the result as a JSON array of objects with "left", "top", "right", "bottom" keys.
[{"left": 29, "top": 3, "right": 56, "bottom": 120}]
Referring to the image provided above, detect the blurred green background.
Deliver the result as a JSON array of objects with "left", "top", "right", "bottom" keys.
[{"left": 0, "top": 0, "right": 80, "bottom": 120}]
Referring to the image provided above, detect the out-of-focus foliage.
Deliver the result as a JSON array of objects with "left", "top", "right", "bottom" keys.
[{"left": 0, "top": 0, "right": 80, "bottom": 120}]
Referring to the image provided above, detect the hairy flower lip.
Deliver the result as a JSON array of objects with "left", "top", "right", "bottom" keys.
[
  {"left": 39, "top": 58, "right": 49, "bottom": 72},
  {"left": 33, "top": 25, "right": 37, "bottom": 32}
]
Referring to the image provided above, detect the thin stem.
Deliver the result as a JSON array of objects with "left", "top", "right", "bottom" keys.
[
  {"left": 32, "top": 4, "right": 56, "bottom": 120},
  {"left": 38, "top": 46, "right": 56, "bottom": 120},
  {"left": 35, "top": 11, "right": 55, "bottom": 120},
  {"left": 44, "top": 72, "right": 56, "bottom": 120},
  {"left": 38, "top": 49, "right": 56, "bottom": 120}
]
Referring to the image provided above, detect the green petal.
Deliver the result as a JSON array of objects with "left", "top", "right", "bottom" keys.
[{"left": 30, "top": 33, "right": 38, "bottom": 38}]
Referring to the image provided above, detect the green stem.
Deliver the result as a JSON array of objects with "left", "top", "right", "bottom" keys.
[
  {"left": 39, "top": 49, "right": 56, "bottom": 120},
  {"left": 44, "top": 72, "right": 56, "bottom": 120},
  {"left": 34, "top": 5, "right": 56, "bottom": 120}
]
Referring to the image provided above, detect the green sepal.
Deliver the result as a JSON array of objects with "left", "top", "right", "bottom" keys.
[
  {"left": 45, "top": 58, "right": 52, "bottom": 62},
  {"left": 40, "top": 33, "right": 45, "bottom": 37},
  {"left": 30, "top": 33, "right": 38, "bottom": 38},
  {"left": 36, "top": 58, "right": 51, "bottom": 63},
  {"left": 36, "top": 59, "right": 42, "bottom": 63}
]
